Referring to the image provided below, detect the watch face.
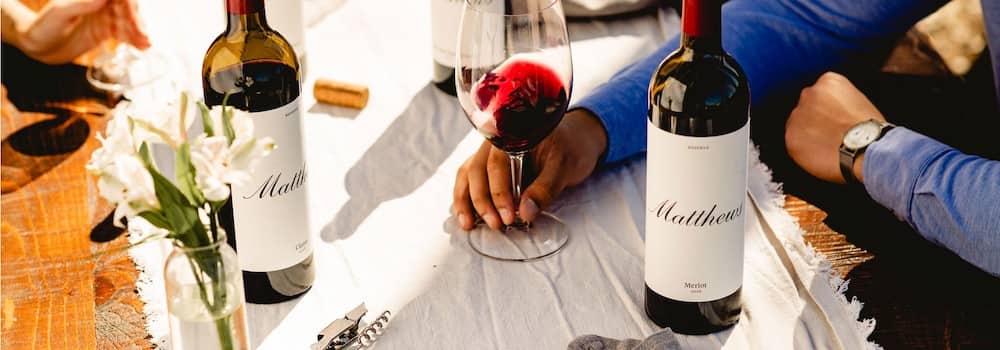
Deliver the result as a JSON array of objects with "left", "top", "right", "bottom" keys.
[{"left": 843, "top": 121, "right": 882, "bottom": 149}]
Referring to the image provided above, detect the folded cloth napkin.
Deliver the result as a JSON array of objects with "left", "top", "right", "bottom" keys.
[{"left": 569, "top": 329, "right": 682, "bottom": 350}]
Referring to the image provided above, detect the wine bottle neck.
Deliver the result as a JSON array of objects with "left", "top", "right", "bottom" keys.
[
  {"left": 680, "top": 0, "right": 722, "bottom": 53},
  {"left": 226, "top": 0, "right": 269, "bottom": 33}
]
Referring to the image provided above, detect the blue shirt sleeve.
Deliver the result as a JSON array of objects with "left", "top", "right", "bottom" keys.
[
  {"left": 573, "top": 0, "right": 945, "bottom": 164},
  {"left": 864, "top": 128, "right": 1000, "bottom": 277}
]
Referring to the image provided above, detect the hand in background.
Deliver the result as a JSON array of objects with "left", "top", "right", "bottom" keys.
[
  {"left": 785, "top": 72, "right": 886, "bottom": 184},
  {"left": 453, "top": 109, "right": 608, "bottom": 231},
  {"left": 2, "top": 0, "right": 150, "bottom": 65}
]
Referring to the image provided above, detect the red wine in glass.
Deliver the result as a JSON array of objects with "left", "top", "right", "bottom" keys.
[{"left": 471, "top": 59, "right": 568, "bottom": 153}]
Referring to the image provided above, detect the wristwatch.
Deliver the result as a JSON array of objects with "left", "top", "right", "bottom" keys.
[{"left": 839, "top": 119, "right": 894, "bottom": 185}]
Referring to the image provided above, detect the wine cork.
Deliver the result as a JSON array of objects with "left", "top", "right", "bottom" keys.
[{"left": 313, "top": 79, "right": 369, "bottom": 109}]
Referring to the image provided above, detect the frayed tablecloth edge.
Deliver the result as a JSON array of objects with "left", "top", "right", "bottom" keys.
[
  {"left": 748, "top": 145, "right": 882, "bottom": 350},
  {"left": 128, "top": 223, "right": 170, "bottom": 349}
]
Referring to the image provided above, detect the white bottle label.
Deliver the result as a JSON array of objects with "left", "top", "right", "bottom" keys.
[
  {"left": 231, "top": 97, "right": 312, "bottom": 272},
  {"left": 645, "top": 120, "right": 749, "bottom": 302},
  {"left": 430, "top": 0, "right": 466, "bottom": 67}
]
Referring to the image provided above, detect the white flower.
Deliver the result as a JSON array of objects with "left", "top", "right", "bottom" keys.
[
  {"left": 126, "top": 92, "right": 198, "bottom": 147},
  {"left": 190, "top": 136, "right": 241, "bottom": 201},
  {"left": 225, "top": 106, "right": 275, "bottom": 172},
  {"left": 96, "top": 154, "right": 160, "bottom": 225},
  {"left": 190, "top": 106, "right": 275, "bottom": 202},
  {"left": 88, "top": 103, "right": 159, "bottom": 226},
  {"left": 87, "top": 99, "right": 174, "bottom": 226},
  {"left": 87, "top": 108, "right": 137, "bottom": 175}
]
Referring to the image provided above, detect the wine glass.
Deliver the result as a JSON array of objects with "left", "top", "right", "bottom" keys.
[{"left": 456, "top": 0, "right": 573, "bottom": 261}]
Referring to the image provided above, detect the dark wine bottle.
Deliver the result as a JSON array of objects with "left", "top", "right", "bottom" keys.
[
  {"left": 644, "top": 0, "right": 749, "bottom": 334},
  {"left": 430, "top": 0, "right": 463, "bottom": 95},
  {"left": 202, "top": 0, "right": 314, "bottom": 304}
]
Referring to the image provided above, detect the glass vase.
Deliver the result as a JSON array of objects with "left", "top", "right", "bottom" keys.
[{"left": 165, "top": 233, "right": 250, "bottom": 350}]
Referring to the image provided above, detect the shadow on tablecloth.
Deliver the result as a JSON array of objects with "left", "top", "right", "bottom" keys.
[{"left": 321, "top": 84, "right": 472, "bottom": 241}]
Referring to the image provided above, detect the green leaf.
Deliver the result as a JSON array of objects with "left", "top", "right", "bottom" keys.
[
  {"left": 178, "top": 92, "right": 189, "bottom": 140},
  {"left": 221, "top": 92, "right": 236, "bottom": 146},
  {"left": 145, "top": 162, "right": 205, "bottom": 246},
  {"left": 138, "top": 142, "right": 155, "bottom": 169},
  {"left": 131, "top": 117, "right": 177, "bottom": 148},
  {"left": 221, "top": 106, "right": 236, "bottom": 146},
  {"left": 174, "top": 143, "right": 205, "bottom": 206},
  {"left": 197, "top": 101, "right": 215, "bottom": 137},
  {"left": 138, "top": 210, "right": 172, "bottom": 231},
  {"left": 209, "top": 199, "right": 227, "bottom": 215},
  {"left": 188, "top": 220, "right": 211, "bottom": 247}
]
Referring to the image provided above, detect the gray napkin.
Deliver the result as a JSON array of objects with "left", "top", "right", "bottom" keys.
[{"left": 568, "top": 329, "right": 682, "bottom": 350}]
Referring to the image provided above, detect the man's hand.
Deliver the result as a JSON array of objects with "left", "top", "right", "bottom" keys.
[
  {"left": 785, "top": 72, "right": 885, "bottom": 184},
  {"left": 3, "top": 0, "right": 150, "bottom": 65},
  {"left": 453, "top": 109, "right": 608, "bottom": 230}
]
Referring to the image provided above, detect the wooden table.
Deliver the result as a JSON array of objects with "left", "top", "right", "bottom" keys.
[{"left": 1, "top": 45, "right": 153, "bottom": 350}]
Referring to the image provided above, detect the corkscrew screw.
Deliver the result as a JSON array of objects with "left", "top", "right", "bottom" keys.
[{"left": 313, "top": 303, "right": 391, "bottom": 350}]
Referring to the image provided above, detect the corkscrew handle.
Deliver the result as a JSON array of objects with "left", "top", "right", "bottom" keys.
[
  {"left": 357, "top": 311, "right": 391, "bottom": 347},
  {"left": 314, "top": 304, "right": 391, "bottom": 350}
]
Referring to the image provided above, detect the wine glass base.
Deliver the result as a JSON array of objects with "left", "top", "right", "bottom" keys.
[{"left": 467, "top": 212, "right": 569, "bottom": 262}]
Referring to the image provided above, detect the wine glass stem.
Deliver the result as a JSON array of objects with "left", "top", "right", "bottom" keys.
[{"left": 509, "top": 152, "right": 526, "bottom": 223}]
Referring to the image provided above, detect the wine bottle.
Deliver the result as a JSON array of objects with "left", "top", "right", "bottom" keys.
[
  {"left": 202, "top": 0, "right": 314, "bottom": 304},
  {"left": 430, "top": 0, "right": 464, "bottom": 95},
  {"left": 644, "top": 0, "right": 749, "bottom": 334}
]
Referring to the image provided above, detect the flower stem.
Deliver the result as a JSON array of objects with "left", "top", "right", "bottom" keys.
[
  {"left": 209, "top": 211, "right": 220, "bottom": 243},
  {"left": 185, "top": 248, "right": 237, "bottom": 349},
  {"left": 214, "top": 311, "right": 236, "bottom": 350}
]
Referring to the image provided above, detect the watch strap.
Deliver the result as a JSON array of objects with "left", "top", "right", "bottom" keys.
[
  {"left": 839, "top": 120, "right": 895, "bottom": 185},
  {"left": 839, "top": 145, "right": 860, "bottom": 185}
]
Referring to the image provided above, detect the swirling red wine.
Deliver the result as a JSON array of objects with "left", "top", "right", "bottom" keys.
[
  {"left": 202, "top": 0, "right": 314, "bottom": 304},
  {"left": 470, "top": 59, "right": 568, "bottom": 153},
  {"left": 644, "top": 0, "right": 749, "bottom": 334}
]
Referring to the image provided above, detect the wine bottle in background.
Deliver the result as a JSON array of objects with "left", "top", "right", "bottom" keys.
[
  {"left": 266, "top": 0, "right": 307, "bottom": 74},
  {"left": 644, "top": 0, "right": 749, "bottom": 334},
  {"left": 202, "top": 0, "right": 315, "bottom": 304},
  {"left": 430, "top": 0, "right": 465, "bottom": 95}
]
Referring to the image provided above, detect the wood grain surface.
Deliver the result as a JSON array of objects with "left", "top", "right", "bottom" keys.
[
  {"left": 1, "top": 45, "right": 153, "bottom": 350},
  {"left": 784, "top": 195, "right": 874, "bottom": 279}
]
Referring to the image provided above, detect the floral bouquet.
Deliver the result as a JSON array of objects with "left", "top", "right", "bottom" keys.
[{"left": 87, "top": 92, "right": 273, "bottom": 350}]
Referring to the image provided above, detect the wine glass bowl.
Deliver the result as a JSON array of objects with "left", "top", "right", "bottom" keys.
[
  {"left": 85, "top": 45, "right": 171, "bottom": 98},
  {"left": 456, "top": 0, "right": 572, "bottom": 261}
]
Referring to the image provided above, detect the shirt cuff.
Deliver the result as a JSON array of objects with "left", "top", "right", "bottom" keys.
[{"left": 863, "top": 127, "right": 950, "bottom": 224}]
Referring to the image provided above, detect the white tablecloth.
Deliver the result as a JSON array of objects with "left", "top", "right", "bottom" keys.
[{"left": 129, "top": 1, "right": 880, "bottom": 349}]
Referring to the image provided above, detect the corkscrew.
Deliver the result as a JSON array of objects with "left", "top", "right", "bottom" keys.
[{"left": 313, "top": 303, "right": 391, "bottom": 350}]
